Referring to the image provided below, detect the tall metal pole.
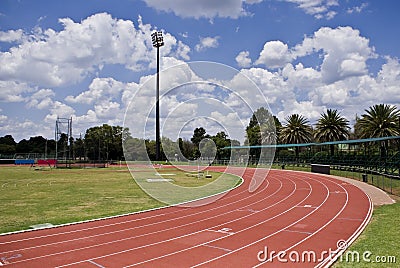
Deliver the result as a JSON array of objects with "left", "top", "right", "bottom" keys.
[
  {"left": 155, "top": 45, "right": 160, "bottom": 161},
  {"left": 151, "top": 31, "right": 164, "bottom": 162}
]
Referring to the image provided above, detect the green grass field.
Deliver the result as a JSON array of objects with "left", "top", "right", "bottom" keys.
[{"left": 0, "top": 165, "right": 241, "bottom": 234}]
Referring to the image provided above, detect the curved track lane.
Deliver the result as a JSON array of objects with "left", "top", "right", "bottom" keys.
[{"left": 0, "top": 168, "right": 372, "bottom": 267}]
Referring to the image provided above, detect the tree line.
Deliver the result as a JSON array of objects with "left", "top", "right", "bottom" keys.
[
  {"left": 246, "top": 104, "right": 400, "bottom": 162},
  {"left": 0, "top": 103, "right": 399, "bottom": 162}
]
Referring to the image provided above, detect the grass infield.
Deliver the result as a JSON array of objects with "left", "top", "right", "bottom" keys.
[{"left": 0, "top": 166, "right": 241, "bottom": 234}]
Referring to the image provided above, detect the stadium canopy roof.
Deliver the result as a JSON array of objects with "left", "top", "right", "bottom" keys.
[{"left": 225, "top": 136, "right": 400, "bottom": 149}]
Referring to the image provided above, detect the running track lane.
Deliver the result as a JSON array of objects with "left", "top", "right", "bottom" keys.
[{"left": 0, "top": 168, "right": 372, "bottom": 267}]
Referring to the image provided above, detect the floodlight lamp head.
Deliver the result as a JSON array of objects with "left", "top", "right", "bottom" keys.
[{"left": 151, "top": 31, "right": 164, "bottom": 48}]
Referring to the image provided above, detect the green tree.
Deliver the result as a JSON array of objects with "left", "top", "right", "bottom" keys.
[
  {"left": 280, "top": 114, "right": 313, "bottom": 159},
  {"left": 84, "top": 124, "right": 126, "bottom": 161},
  {"left": 191, "top": 127, "right": 207, "bottom": 147},
  {"left": 314, "top": 109, "right": 350, "bottom": 155},
  {"left": 245, "top": 107, "right": 276, "bottom": 164},
  {"left": 358, "top": 104, "right": 400, "bottom": 158},
  {"left": 0, "top": 135, "right": 16, "bottom": 155},
  {"left": 191, "top": 127, "right": 209, "bottom": 158},
  {"left": 74, "top": 137, "right": 85, "bottom": 160},
  {"left": 212, "top": 131, "right": 231, "bottom": 160},
  {"left": 178, "top": 138, "right": 195, "bottom": 160}
]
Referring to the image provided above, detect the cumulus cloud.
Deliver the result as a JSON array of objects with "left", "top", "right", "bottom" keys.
[
  {"left": 347, "top": 2, "right": 368, "bottom": 14},
  {"left": 26, "top": 88, "right": 55, "bottom": 109},
  {"left": 294, "top": 26, "right": 376, "bottom": 83},
  {"left": 0, "top": 81, "right": 34, "bottom": 102},
  {"left": 0, "top": 29, "right": 25, "bottom": 43},
  {"left": 256, "top": 27, "right": 375, "bottom": 83},
  {"left": 282, "top": 0, "right": 339, "bottom": 19},
  {"left": 195, "top": 36, "right": 220, "bottom": 52},
  {"left": 235, "top": 51, "right": 252, "bottom": 68},
  {"left": 255, "top": 40, "right": 292, "bottom": 68},
  {"left": 141, "top": 0, "right": 254, "bottom": 19},
  {"left": 66, "top": 77, "right": 126, "bottom": 104},
  {"left": 0, "top": 13, "right": 190, "bottom": 88}
]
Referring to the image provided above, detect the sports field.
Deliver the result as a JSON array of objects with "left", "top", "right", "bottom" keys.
[
  {"left": 0, "top": 165, "right": 240, "bottom": 234},
  {"left": 0, "top": 165, "right": 398, "bottom": 267}
]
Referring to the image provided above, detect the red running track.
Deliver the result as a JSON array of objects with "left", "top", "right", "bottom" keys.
[{"left": 0, "top": 167, "right": 372, "bottom": 267}]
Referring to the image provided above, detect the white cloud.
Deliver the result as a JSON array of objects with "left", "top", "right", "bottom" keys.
[
  {"left": 255, "top": 40, "right": 292, "bottom": 69},
  {"left": 278, "top": 100, "right": 324, "bottom": 123},
  {"left": 141, "top": 0, "right": 251, "bottom": 19},
  {"left": 195, "top": 36, "right": 220, "bottom": 52},
  {"left": 282, "top": 63, "right": 322, "bottom": 89},
  {"left": 66, "top": 77, "right": 125, "bottom": 104},
  {"left": 0, "top": 29, "right": 24, "bottom": 43},
  {"left": 282, "top": 0, "right": 339, "bottom": 19},
  {"left": 235, "top": 51, "right": 252, "bottom": 68},
  {"left": 26, "top": 88, "right": 55, "bottom": 109},
  {"left": 0, "top": 81, "right": 34, "bottom": 102},
  {"left": 0, "top": 13, "right": 189, "bottom": 88},
  {"left": 292, "top": 26, "right": 376, "bottom": 83},
  {"left": 0, "top": 118, "right": 52, "bottom": 142},
  {"left": 347, "top": 2, "right": 368, "bottom": 14}
]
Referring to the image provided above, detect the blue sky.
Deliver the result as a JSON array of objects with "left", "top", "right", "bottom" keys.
[{"left": 0, "top": 0, "right": 400, "bottom": 143}]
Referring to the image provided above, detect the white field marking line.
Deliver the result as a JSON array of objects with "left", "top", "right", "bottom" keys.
[
  {"left": 53, "top": 175, "right": 293, "bottom": 268},
  {"left": 336, "top": 217, "right": 363, "bottom": 221},
  {"left": 87, "top": 260, "right": 106, "bottom": 268},
  {"left": 2, "top": 171, "right": 278, "bottom": 264},
  {"left": 315, "top": 180, "right": 373, "bottom": 268},
  {"left": 203, "top": 244, "right": 232, "bottom": 252},
  {"left": 0, "top": 172, "right": 272, "bottom": 255},
  {"left": 0, "top": 169, "right": 249, "bottom": 244},
  {"left": 206, "top": 228, "right": 234, "bottom": 235},
  {"left": 253, "top": 176, "right": 348, "bottom": 267},
  {"left": 190, "top": 176, "right": 325, "bottom": 268},
  {"left": 122, "top": 176, "right": 313, "bottom": 268},
  {"left": 283, "top": 229, "right": 313, "bottom": 235}
]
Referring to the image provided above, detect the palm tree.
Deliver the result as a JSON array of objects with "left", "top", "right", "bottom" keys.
[
  {"left": 358, "top": 104, "right": 400, "bottom": 157},
  {"left": 314, "top": 109, "right": 350, "bottom": 156},
  {"left": 280, "top": 114, "right": 313, "bottom": 159}
]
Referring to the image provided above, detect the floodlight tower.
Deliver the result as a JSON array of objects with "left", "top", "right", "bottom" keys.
[{"left": 151, "top": 31, "right": 164, "bottom": 161}]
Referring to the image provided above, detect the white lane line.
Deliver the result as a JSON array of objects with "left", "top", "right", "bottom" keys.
[
  {"left": 253, "top": 176, "right": 346, "bottom": 267},
  {"left": 191, "top": 177, "right": 321, "bottom": 268},
  {"left": 203, "top": 244, "right": 232, "bottom": 252},
  {"left": 0, "top": 168, "right": 247, "bottom": 245},
  {"left": 57, "top": 174, "right": 294, "bottom": 268},
  {"left": 121, "top": 177, "right": 311, "bottom": 267},
  {"left": 283, "top": 229, "right": 313, "bottom": 235},
  {"left": 336, "top": 217, "right": 363, "bottom": 221},
  {"left": 256, "top": 174, "right": 372, "bottom": 268},
  {"left": 4, "top": 170, "right": 275, "bottom": 266},
  {"left": 315, "top": 179, "right": 373, "bottom": 268},
  {"left": 0, "top": 172, "right": 271, "bottom": 256},
  {"left": 88, "top": 260, "right": 106, "bottom": 268}
]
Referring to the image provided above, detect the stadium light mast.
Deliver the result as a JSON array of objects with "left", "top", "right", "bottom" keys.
[{"left": 151, "top": 30, "right": 164, "bottom": 161}]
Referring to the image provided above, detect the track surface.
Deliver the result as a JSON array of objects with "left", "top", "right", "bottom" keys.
[{"left": 0, "top": 167, "right": 372, "bottom": 267}]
